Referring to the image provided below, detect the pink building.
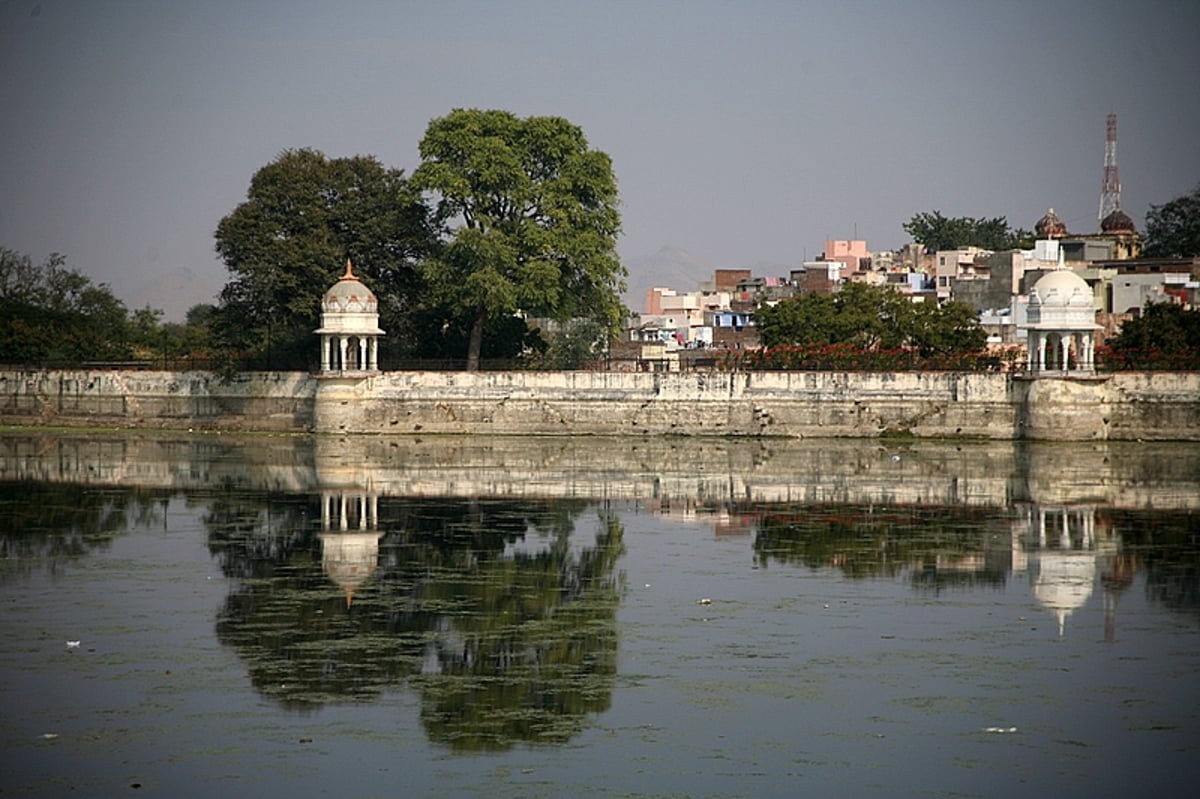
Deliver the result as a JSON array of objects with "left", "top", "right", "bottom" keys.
[{"left": 823, "top": 239, "right": 871, "bottom": 274}]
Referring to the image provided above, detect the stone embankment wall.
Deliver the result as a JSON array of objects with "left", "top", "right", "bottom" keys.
[
  {"left": 0, "top": 370, "right": 315, "bottom": 432},
  {"left": 315, "top": 371, "right": 1017, "bottom": 438},
  {"left": 2, "top": 368, "right": 1198, "bottom": 440}
]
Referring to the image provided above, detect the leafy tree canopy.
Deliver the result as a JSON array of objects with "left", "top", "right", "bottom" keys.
[
  {"left": 0, "top": 247, "right": 132, "bottom": 363},
  {"left": 412, "top": 109, "right": 625, "bottom": 371},
  {"left": 903, "top": 211, "right": 1033, "bottom": 252},
  {"left": 1104, "top": 301, "right": 1200, "bottom": 370},
  {"left": 214, "top": 148, "right": 434, "bottom": 367},
  {"left": 755, "top": 283, "right": 986, "bottom": 356},
  {"left": 1142, "top": 183, "right": 1200, "bottom": 258}
]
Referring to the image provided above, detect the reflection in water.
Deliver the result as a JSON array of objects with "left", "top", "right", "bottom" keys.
[
  {"left": 1020, "top": 504, "right": 1108, "bottom": 637},
  {"left": 319, "top": 490, "right": 382, "bottom": 607},
  {"left": 2, "top": 431, "right": 1199, "bottom": 760},
  {"left": 750, "top": 498, "right": 1200, "bottom": 637},
  {"left": 752, "top": 504, "right": 1011, "bottom": 587},
  {"left": 207, "top": 492, "right": 624, "bottom": 751},
  {"left": 413, "top": 508, "right": 623, "bottom": 751},
  {"left": 0, "top": 480, "right": 170, "bottom": 583}
]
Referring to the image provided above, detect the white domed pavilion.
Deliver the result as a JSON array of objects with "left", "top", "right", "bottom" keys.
[
  {"left": 315, "top": 259, "right": 384, "bottom": 374},
  {"left": 1024, "top": 269, "right": 1098, "bottom": 374}
]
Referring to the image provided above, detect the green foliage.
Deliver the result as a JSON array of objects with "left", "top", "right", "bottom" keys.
[
  {"left": 404, "top": 305, "right": 536, "bottom": 366},
  {"left": 903, "top": 210, "right": 1033, "bottom": 252},
  {"left": 127, "top": 306, "right": 164, "bottom": 353},
  {"left": 214, "top": 148, "right": 435, "bottom": 368},
  {"left": 909, "top": 297, "right": 988, "bottom": 356},
  {"left": 754, "top": 283, "right": 986, "bottom": 358},
  {"left": 1142, "top": 183, "right": 1200, "bottom": 258},
  {"left": 0, "top": 248, "right": 133, "bottom": 363},
  {"left": 1100, "top": 302, "right": 1200, "bottom": 371},
  {"left": 412, "top": 109, "right": 625, "bottom": 370},
  {"left": 0, "top": 248, "right": 219, "bottom": 368}
]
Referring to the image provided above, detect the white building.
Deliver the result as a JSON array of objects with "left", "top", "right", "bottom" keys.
[
  {"left": 1023, "top": 269, "right": 1099, "bottom": 374},
  {"left": 315, "top": 260, "right": 384, "bottom": 374}
]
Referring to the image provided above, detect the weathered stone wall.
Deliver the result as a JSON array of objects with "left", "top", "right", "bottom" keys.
[
  {"left": 1102, "top": 372, "right": 1200, "bottom": 440},
  {"left": 315, "top": 371, "right": 1022, "bottom": 439},
  {"left": 2, "top": 368, "right": 1198, "bottom": 440},
  {"left": 0, "top": 370, "right": 315, "bottom": 432}
]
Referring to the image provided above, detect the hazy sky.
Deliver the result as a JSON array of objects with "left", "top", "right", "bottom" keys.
[{"left": 2, "top": 0, "right": 1198, "bottom": 320}]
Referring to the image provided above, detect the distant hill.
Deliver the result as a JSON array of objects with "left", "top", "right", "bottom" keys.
[
  {"left": 621, "top": 246, "right": 714, "bottom": 312},
  {"left": 620, "top": 245, "right": 801, "bottom": 313}
]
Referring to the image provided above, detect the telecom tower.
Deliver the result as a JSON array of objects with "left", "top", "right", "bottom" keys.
[{"left": 1098, "top": 113, "right": 1120, "bottom": 228}]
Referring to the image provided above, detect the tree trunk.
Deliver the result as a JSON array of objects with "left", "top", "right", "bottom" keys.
[{"left": 466, "top": 305, "right": 486, "bottom": 372}]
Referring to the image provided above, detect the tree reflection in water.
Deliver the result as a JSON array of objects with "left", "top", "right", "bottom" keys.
[
  {"left": 751, "top": 502, "right": 1200, "bottom": 621},
  {"left": 0, "top": 480, "right": 170, "bottom": 583},
  {"left": 208, "top": 494, "right": 624, "bottom": 751},
  {"left": 1110, "top": 509, "right": 1200, "bottom": 621},
  {"left": 751, "top": 503, "right": 1010, "bottom": 588}
]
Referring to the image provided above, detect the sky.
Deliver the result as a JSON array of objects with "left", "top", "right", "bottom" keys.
[{"left": 2, "top": 0, "right": 1198, "bottom": 320}]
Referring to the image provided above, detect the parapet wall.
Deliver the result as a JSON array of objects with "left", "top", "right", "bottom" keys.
[{"left": 2, "top": 368, "right": 1198, "bottom": 440}]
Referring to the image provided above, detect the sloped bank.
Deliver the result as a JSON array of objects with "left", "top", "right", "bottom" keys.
[{"left": 3, "top": 368, "right": 1196, "bottom": 441}]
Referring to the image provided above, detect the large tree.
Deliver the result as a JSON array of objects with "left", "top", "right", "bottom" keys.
[
  {"left": 214, "top": 149, "right": 434, "bottom": 368},
  {"left": 903, "top": 211, "right": 1033, "bottom": 252},
  {"left": 755, "top": 283, "right": 985, "bottom": 355},
  {"left": 1142, "top": 183, "right": 1200, "bottom": 258},
  {"left": 412, "top": 109, "right": 625, "bottom": 371}
]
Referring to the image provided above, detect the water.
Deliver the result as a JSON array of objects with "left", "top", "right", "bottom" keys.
[{"left": 1, "top": 432, "right": 1198, "bottom": 798}]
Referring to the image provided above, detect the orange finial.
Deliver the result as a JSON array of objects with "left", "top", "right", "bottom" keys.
[{"left": 342, "top": 259, "right": 355, "bottom": 279}]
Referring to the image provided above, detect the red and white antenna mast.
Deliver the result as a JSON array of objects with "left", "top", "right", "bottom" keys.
[{"left": 1098, "top": 112, "right": 1120, "bottom": 226}]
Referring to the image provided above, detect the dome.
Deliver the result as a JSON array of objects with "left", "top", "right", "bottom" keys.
[
  {"left": 1035, "top": 208, "right": 1069, "bottom": 238},
  {"left": 320, "top": 529, "right": 382, "bottom": 608},
  {"left": 322, "top": 260, "right": 377, "bottom": 314},
  {"left": 1033, "top": 552, "right": 1096, "bottom": 637},
  {"left": 1030, "top": 269, "right": 1092, "bottom": 308},
  {"left": 1100, "top": 209, "right": 1136, "bottom": 234},
  {"left": 315, "top": 258, "right": 384, "bottom": 339}
]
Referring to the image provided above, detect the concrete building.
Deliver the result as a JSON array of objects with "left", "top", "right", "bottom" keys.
[
  {"left": 933, "top": 247, "right": 990, "bottom": 301},
  {"left": 1032, "top": 205, "right": 1142, "bottom": 263},
  {"left": 713, "top": 269, "right": 752, "bottom": 293},
  {"left": 800, "top": 260, "right": 843, "bottom": 295},
  {"left": 822, "top": 239, "right": 870, "bottom": 274},
  {"left": 1100, "top": 258, "right": 1199, "bottom": 314}
]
